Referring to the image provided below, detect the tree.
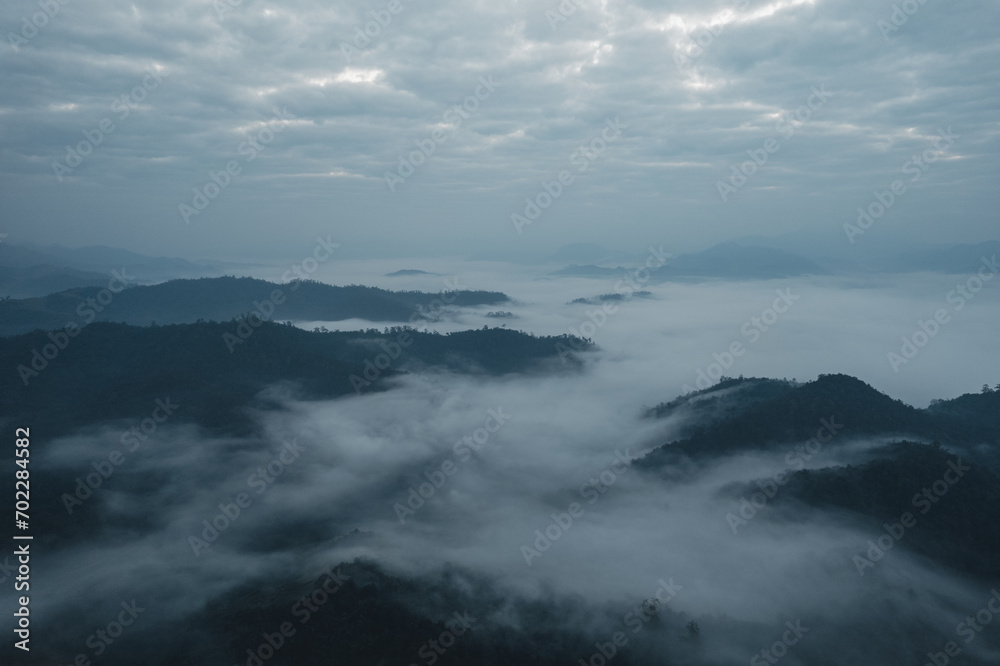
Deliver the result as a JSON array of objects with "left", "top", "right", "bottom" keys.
[
  {"left": 983, "top": 384, "right": 992, "bottom": 394},
  {"left": 686, "top": 620, "right": 700, "bottom": 640}
]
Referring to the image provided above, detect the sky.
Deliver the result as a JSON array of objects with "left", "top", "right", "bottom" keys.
[{"left": 1, "top": 0, "right": 998, "bottom": 260}]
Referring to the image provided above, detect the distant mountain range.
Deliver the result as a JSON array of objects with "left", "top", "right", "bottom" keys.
[
  {"left": 0, "top": 276, "right": 510, "bottom": 336},
  {"left": 0, "top": 264, "right": 114, "bottom": 298},
  {"left": 569, "top": 291, "right": 653, "bottom": 304},
  {"left": 3, "top": 239, "right": 995, "bottom": 300},
  {"left": 0, "top": 242, "right": 221, "bottom": 283},
  {"left": 0, "top": 242, "right": 241, "bottom": 297},
  {"left": 877, "top": 241, "right": 1000, "bottom": 274},
  {"left": 385, "top": 269, "right": 443, "bottom": 277},
  {"left": 730, "top": 233, "right": 1000, "bottom": 275},
  {"left": 550, "top": 239, "right": 1000, "bottom": 280},
  {"left": 553, "top": 242, "right": 829, "bottom": 280}
]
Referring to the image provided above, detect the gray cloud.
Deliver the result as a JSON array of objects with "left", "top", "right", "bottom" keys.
[{"left": 1, "top": 0, "right": 997, "bottom": 259}]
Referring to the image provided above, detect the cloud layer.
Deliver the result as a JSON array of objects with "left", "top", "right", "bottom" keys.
[{"left": 2, "top": 0, "right": 998, "bottom": 258}]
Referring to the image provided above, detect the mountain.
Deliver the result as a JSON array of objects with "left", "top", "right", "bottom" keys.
[
  {"left": 0, "top": 242, "right": 244, "bottom": 297},
  {"left": 639, "top": 375, "right": 1000, "bottom": 579},
  {"left": 729, "top": 233, "right": 1000, "bottom": 275},
  {"left": 774, "top": 440, "right": 1000, "bottom": 578},
  {"left": 569, "top": 291, "right": 653, "bottom": 305},
  {"left": 0, "top": 264, "right": 113, "bottom": 298},
  {"left": 385, "top": 269, "right": 442, "bottom": 277},
  {"left": 728, "top": 228, "right": 927, "bottom": 270},
  {"left": 0, "top": 276, "right": 510, "bottom": 336},
  {"left": 27, "top": 556, "right": 709, "bottom": 666},
  {"left": 13, "top": 368, "right": 999, "bottom": 665},
  {"left": 880, "top": 241, "right": 1000, "bottom": 274},
  {"left": 550, "top": 264, "right": 624, "bottom": 277},
  {"left": 552, "top": 243, "right": 828, "bottom": 280},
  {"left": 5, "top": 353, "right": 999, "bottom": 664},
  {"left": 0, "top": 320, "right": 590, "bottom": 438},
  {"left": 926, "top": 388, "right": 1000, "bottom": 449},
  {"left": 0, "top": 243, "right": 67, "bottom": 269},
  {"left": 666, "top": 242, "right": 830, "bottom": 278},
  {"left": 640, "top": 374, "right": 998, "bottom": 467},
  {"left": 644, "top": 376, "right": 801, "bottom": 435},
  {"left": 0, "top": 242, "right": 218, "bottom": 281}
]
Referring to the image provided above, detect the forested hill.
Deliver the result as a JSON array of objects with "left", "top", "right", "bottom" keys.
[
  {"left": 0, "top": 321, "right": 590, "bottom": 436},
  {"left": 640, "top": 374, "right": 1000, "bottom": 467},
  {"left": 640, "top": 376, "right": 1000, "bottom": 581},
  {"left": 775, "top": 441, "right": 1000, "bottom": 579},
  {"left": 0, "top": 276, "right": 509, "bottom": 336}
]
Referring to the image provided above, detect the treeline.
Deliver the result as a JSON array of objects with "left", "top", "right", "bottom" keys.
[
  {"left": 0, "top": 320, "right": 592, "bottom": 437},
  {"left": 0, "top": 276, "right": 510, "bottom": 336},
  {"left": 776, "top": 441, "right": 1000, "bottom": 579},
  {"left": 641, "top": 374, "right": 1000, "bottom": 466}
]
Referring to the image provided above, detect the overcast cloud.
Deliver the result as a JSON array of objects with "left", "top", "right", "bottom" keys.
[{"left": 2, "top": 0, "right": 998, "bottom": 260}]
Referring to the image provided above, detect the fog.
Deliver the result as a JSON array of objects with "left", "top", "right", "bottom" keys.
[
  {"left": 270, "top": 256, "right": 1000, "bottom": 407},
  {"left": 4, "top": 0, "right": 999, "bottom": 660},
  {"left": 4, "top": 259, "right": 998, "bottom": 664}
]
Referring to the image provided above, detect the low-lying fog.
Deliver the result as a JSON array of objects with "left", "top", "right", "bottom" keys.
[
  {"left": 5, "top": 256, "right": 998, "bottom": 663},
  {"left": 278, "top": 255, "right": 1000, "bottom": 408}
]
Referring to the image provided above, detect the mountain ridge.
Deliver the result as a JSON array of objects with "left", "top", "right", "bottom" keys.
[{"left": 0, "top": 276, "right": 510, "bottom": 336}]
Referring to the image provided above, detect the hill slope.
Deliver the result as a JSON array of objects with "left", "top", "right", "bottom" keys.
[
  {"left": 0, "top": 276, "right": 510, "bottom": 335},
  {"left": 0, "top": 321, "right": 588, "bottom": 436}
]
